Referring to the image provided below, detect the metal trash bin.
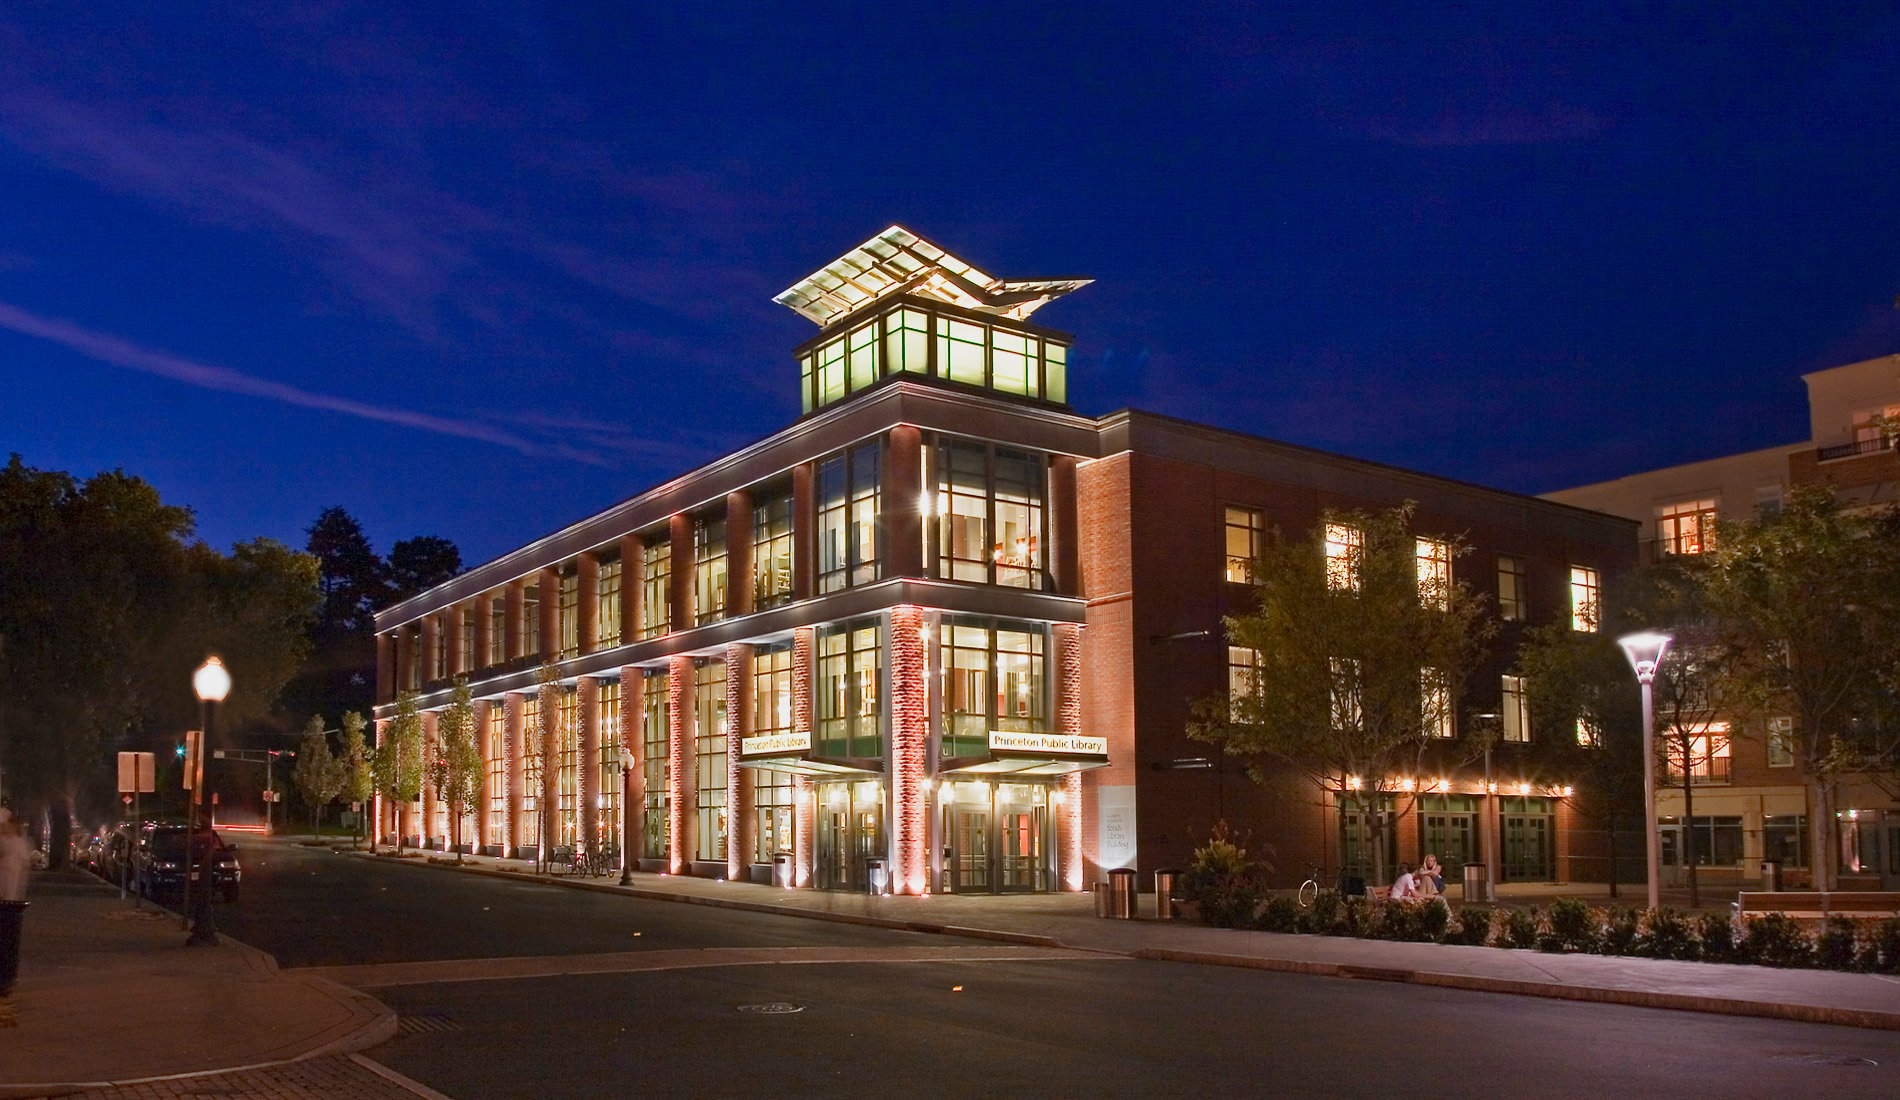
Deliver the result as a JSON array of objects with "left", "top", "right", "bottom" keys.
[
  {"left": 1093, "top": 881, "right": 1112, "bottom": 918},
  {"left": 1107, "top": 868, "right": 1138, "bottom": 919},
  {"left": 773, "top": 853, "right": 793, "bottom": 889},
  {"left": 1153, "top": 868, "right": 1180, "bottom": 920},
  {"left": 864, "top": 858, "right": 888, "bottom": 895},
  {"left": 1760, "top": 858, "right": 1782, "bottom": 892},
  {"left": 1462, "top": 863, "right": 1492, "bottom": 903}
]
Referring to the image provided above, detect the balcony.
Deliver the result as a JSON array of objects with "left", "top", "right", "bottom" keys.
[
  {"left": 1816, "top": 436, "right": 1896, "bottom": 462},
  {"left": 1664, "top": 758, "right": 1731, "bottom": 785}
]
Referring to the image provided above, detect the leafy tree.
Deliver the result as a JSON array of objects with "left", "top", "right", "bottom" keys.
[
  {"left": 387, "top": 536, "right": 464, "bottom": 602},
  {"left": 1190, "top": 503, "right": 1497, "bottom": 886},
  {"left": 1702, "top": 486, "right": 1900, "bottom": 889},
  {"left": 374, "top": 691, "right": 425, "bottom": 852},
  {"left": 338, "top": 711, "right": 374, "bottom": 848},
  {"left": 282, "top": 508, "right": 386, "bottom": 719},
  {"left": 427, "top": 678, "right": 483, "bottom": 863},
  {"left": 291, "top": 716, "right": 344, "bottom": 837}
]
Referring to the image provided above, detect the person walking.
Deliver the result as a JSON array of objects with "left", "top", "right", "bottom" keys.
[{"left": 0, "top": 809, "right": 33, "bottom": 998}]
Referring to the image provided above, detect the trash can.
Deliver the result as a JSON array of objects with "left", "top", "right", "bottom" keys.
[
  {"left": 864, "top": 858, "right": 888, "bottom": 895},
  {"left": 1153, "top": 868, "right": 1180, "bottom": 920},
  {"left": 1093, "top": 881, "right": 1111, "bottom": 917},
  {"left": 0, "top": 900, "right": 25, "bottom": 997},
  {"left": 1760, "top": 858, "right": 1782, "bottom": 892},
  {"left": 1462, "top": 863, "right": 1491, "bottom": 903},
  {"left": 1339, "top": 873, "right": 1367, "bottom": 899},
  {"left": 773, "top": 853, "right": 793, "bottom": 889},
  {"left": 1107, "top": 868, "right": 1138, "bottom": 919}
]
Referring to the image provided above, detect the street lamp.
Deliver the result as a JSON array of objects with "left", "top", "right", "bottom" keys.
[
  {"left": 1618, "top": 631, "right": 1672, "bottom": 912},
  {"left": 187, "top": 656, "right": 231, "bottom": 946}
]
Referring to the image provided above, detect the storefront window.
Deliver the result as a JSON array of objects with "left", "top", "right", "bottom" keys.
[
  {"left": 1762, "top": 814, "right": 1806, "bottom": 868},
  {"left": 642, "top": 672, "right": 668, "bottom": 859}
]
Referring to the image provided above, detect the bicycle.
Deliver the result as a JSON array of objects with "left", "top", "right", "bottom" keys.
[{"left": 1297, "top": 865, "right": 1328, "bottom": 908}]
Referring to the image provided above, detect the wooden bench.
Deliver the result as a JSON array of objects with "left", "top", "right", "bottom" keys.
[{"left": 1734, "top": 891, "right": 1900, "bottom": 920}]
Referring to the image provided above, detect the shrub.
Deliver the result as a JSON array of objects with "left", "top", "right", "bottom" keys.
[
  {"left": 1542, "top": 897, "right": 1600, "bottom": 954},
  {"left": 1601, "top": 906, "right": 1641, "bottom": 956},
  {"left": 1862, "top": 918, "right": 1900, "bottom": 974},
  {"left": 1311, "top": 890, "right": 1343, "bottom": 935},
  {"left": 1815, "top": 917, "right": 1860, "bottom": 972},
  {"left": 1257, "top": 894, "right": 1301, "bottom": 934},
  {"left": 1444, "top": 905, "right": 1494, "bottom": 947},
  {"left": 1743, "top": 912, "right": 1814, "bottom": 968},
  {"left": 1638, "top": 907, "right": 1700, "bottom": 961},
  {"left": 1373, "top": 901, "right": 1425, "bottom": 942},
  {"left": 1501, "top": 906, "right": 1540, "bottom": 950},
  {"left": 1417, "top": 899, "right": 1452, "bottom": 943},
  {"left": 1179, "top": 823, "right": 1266, "bottom": 929},
  {"left": 1337, "top": 896, "right": 1374, "bottom": 938},
  {"left": 1697, "top": 911, "right": 1739, "bottom": 963}
]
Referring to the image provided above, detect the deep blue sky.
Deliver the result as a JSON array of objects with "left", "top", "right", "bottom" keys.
[{"left": 4, "top": 3, "right": 1898, "bottom": 566}]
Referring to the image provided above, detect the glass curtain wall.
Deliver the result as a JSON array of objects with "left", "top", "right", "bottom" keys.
[
  {"left": 817, "top": 443, "right": 880, "bottom": 593},
  {"left": 941, "top": 618, "right": 1047, "bottom": 759},
  {"left": 933, "top": 439, "right": 1045, "bottom": 589},
  {"left": 753, "top": 492, "right": 795, "bottom": 610},
  {"left": 641, "top": 672, "right": 669, "bottom": 859},
  {"left": 597, "top": 680, "right": 621, "bottom": 853},
  {"left": 695, "top": 661, "right": 728, "bottom": 862},
  {"left": 694, "top": 516, "right": 727, "bottom": 625},
  {"left": 485, "top": 704, "right": 506, "bottom": 848},
  {"left": 558, "top": 688, "right": 579, "bottom": 847},
  {"left": 521, "top": 694, "right": 541, "bottom": 849},
  {"left": 642, "top": 535, "right": 671, "bottom": 639},
  {"left": 752, "top": 644, "right": 794, "bottom": 862},
  {"left": 818, "top": 620, "right": 882, "bottom": 758},
  {"left": 798, "top": 306, "right": 1069, "bottom": 413},
  {"left": 489, "top": 598, "right": 506, "bottom": 664},
  {"left": 596, "top": 555, "right": 622, "bottom": 649},
  {"left": 558, "top": 570, "right": 579, "bottom": 659}
]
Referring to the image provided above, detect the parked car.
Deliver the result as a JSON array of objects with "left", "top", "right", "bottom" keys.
[{"left": 132, "top": 823, "right": 242, "bottom": 902}]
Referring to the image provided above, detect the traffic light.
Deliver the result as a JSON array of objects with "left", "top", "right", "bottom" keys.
[{"left": 175, "top": 742, "right": 187, "bottom": 758}]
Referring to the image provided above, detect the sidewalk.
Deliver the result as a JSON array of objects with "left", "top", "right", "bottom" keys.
[
  {"left": 0, "top": 870, "right": 397, "bottom": 1099},
  {"left": 359, "top": 841, "right": 1900, "bottom": 1032}
]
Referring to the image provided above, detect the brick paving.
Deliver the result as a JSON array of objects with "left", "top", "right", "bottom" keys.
[{"left": 57, "top": 1054, "right": 442, "bottom": 1100}]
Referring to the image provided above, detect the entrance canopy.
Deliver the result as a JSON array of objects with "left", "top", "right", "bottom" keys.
[{"left": 738, "top": 754, "right": 883, "bottom": 779}]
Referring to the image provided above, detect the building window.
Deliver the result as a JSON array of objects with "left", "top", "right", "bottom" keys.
[
  {"left": 1497, "top": 556, "right": 1527, "bottom": 622},
  {"left": 596, "top": 555, "right": 622, "bottom": 649},
  {"left": 485, "top": 704, "right": 506, "bottom": 848},
  {"left": 751, "top": 644, "right": 795, "bottom": 864},
  {"left": 641, "top": 535, "right": 671, "bottom": 639},
  {"left": 1421, "top": 667, "right": 1453, "bottom": 738},
  {"left": 940, "top": 317, "right": 987, "bottom": 387},
  {"left": 642, "top": 672, "right": 669, "bottom": 859},
  {"left": 933, "top": 438, "right": 1045, "bottom": 589},
  {"left": 1324, "top": 523, "right": 1362, "bottom": 592},
  {"left": 694, "top": 515, "right": 727, "bottom": 626},
  {"left": 1227, "top": 646, "right": 1261, "bottom": 721},
  {"left": 818, "top": 619, "right": 882, "bottom": 758},
  {"left": 884, "top": 307, "right": 929, "bottom": 376},
  {"left": 1224, "top": 507, "right": 1265, "bottom": 583},
  {"left": 1416, "top": 537, "right": 1450, "bottom": 610},
  {"left": 1665, "top": 723, "right": 1731, "bottom": 784},
  {"left": 1330, "top": 657, "right": 1362, "bottom": 731},
  {"left": 1763, "top": 814, "right": 1807, "bottom": 867},
  {"left": 1655, "top": 499, "right": 1716, "bottom": 556},
  {"left": 597, "top": 680, "right": 621, "bottom": 851},
  {"left": 557, "top": 687, "right": 579, "bottom": 847},
  {"left": 460, "top": 607, "right": 476, "bottom": 674},
  {"left": 521, "top": 694, "right": 541, "bottom": 826},
  {"left": 1663, "top": 815, "right": 1744, "bottom": 867},
  {"left": 799, "top": 307, "right": 1069, "bottom": 412},
  {"left": 1501, "top": 675, "right": 1530, "bottom": 743},
  {"left": 558, "top": 569, "right": 580, "bottom": 659},
  {"left": 522, "top": 583, "right": 542, "bottom": 656},
  {"left": 1768, "top": 716, "right": 1795, "bottom": 767},
  {"left": 1755, "top": 485, "right": 1783, "bottom": 519},
  {"left": 695, "top": 661, "right": 727, "bottom": 862},
  {"left": 941, "top": 618, "right": 1047, "bottom": 759},
  {"left": 753, "top": 491, "right": 795, "bottom": 611},
  {"left": 489, "top": 596, "right": 506, "bottom": 664},
  {"left": 817, "top": 442, "right": 880, "bottom": 594},
  {"left": 433, "top": 617, "right": 450, "bottom": 680},
  {"left": 1568, "top": 566, "right": 1599, "bottom": 632},
  {"left": 1576, "top": 713, "right": 1602, "bottom": 748}
]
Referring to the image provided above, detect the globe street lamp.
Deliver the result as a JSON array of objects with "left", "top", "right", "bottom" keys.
[
  {"left": 187, "top": 656, "right": 231, "bottom": 946},
  {"left": 1618, "top": 631, "right": 1672, "bottom": 912}
]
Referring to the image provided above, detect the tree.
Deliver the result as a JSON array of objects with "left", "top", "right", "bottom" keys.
[
  {"left": 1702, "top": 486, "right": 1900, "bottom": 889},
  {"left": 338, "top": 711, "right": 374, "bottom": 849},
  {"left": 373, "top": 691, "right": 424, "bottom": 852},
  {"left": 291, "top": 716, "right": 344, "bottom": 838},
  {"left": 281, "top": 508, "right": 387, "bottom": 719},
  {"left": 427, "top": 678, "right": 483, "bottom": 863},
  {"left": 387, "top": 536, "right": 463, "bottom": 602},
  {"left": 1190, "top": 503, "right": 1497, "bottom": 886}
]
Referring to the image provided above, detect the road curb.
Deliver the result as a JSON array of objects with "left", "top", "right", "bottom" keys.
[{"left": 1129, "top": 947, "right": 1900, "bottom": 1032}]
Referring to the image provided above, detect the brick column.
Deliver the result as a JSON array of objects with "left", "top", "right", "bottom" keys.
[
  {"left": 792, "top": 462, "right": 815, "bottom": 601},
  {"left": 792, "top": 628, "right": 815, "bottom": 887},
  {"left": 1055, "top": 623, "right": 1085, "bottom": 890},
  {"left": 505, "top": 692, "right": 525, "bottom": 856},
  {"left": 375, "top": 633, "right": 391, "bottom": 705},
  {"left": 890, "top": 606, "right": 928, "bottom": 895},
  {"left": 472, "top": 595, "right": 491, "bottom": 672},
  {"left": 472, "top": 698, "right": 492, "bottom": 851},
  {"left": 621, "top": 665, "right": 645, "bottom": 868},
  {"left": 539, "top": 566, "right": 560, "bottom": 660},
  {"left": 726, "top": 642, "right": 753, "bottom": 882},
  {"left": 504, "top": 581, "right": 524, "bottom": 660},
  {"left": 420, "top": 709, "right": 440, "bottom": 847},
  {"left": 578, "top": 553, "right": 600, "bottom": 656},
  {"left": 727, "top": 490, "right": 754, "bottom": 618},
  {"left": 670, "top": 514, "right": 693, "bottom": 635},
  {"left": 539, "top": 678, "right": 561, "bottom": 856},
  {"left": 884, "top": 426, "right": 924, "bottom": 580},
  {"left": 620, "top": 534, "right": 644, "bottom": 643},
  {"left": 1049, "top": 455, "right": 1080, "bottom": 596},
  {"left": 668, "top": 655, "right": 694, "bottom": 873},
  {"left": 579, "top": 676, "right": 601, "bottom": 853}
]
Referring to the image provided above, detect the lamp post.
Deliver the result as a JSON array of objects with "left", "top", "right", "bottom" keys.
[
  {"left": 187, "top": 656, "right": 232, "bottom": 946},
  {"left": 1618, "top": 631, "right": 1672, "bottom": 912}
]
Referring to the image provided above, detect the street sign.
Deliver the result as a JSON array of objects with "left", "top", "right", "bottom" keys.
[{"left": 116, "top": 751, "right": 156, "bottom": 793}]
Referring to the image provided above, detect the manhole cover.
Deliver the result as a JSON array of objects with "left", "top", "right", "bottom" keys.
[
  {"left": 1769, "top": 1053, "right": 1878, "bottom": 1067},
  {"left": 737, "top": 1003, "right": 805, "bottom": 1015}
]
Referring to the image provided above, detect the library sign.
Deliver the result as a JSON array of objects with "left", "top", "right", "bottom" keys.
[
  {"left": 989, "top": 731, "right": 1107, "bottom": 756},
  {"left": 741, "top": 732, "right": 811, "bottom": 756}
]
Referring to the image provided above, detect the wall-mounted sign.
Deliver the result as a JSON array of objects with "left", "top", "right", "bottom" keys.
[
  {"left": 742, "top": 732, "right": 811, "bottom": 757},
  {"left": 989, "top": 731, "right": 1107, "bottom": 756}
]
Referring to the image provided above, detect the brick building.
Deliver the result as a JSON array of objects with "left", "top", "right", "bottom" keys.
[{"left": 372, "top": 226, "right": 1635, "bottom": 894}]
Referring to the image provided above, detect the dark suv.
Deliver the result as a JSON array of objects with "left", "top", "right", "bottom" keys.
[{"left": 132, "top": 823, "right": 242, "bottom": 902}]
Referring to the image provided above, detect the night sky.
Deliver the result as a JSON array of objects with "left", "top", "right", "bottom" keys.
[{"left": 4, "top": 4, "right": 1898, "bottom": 566}]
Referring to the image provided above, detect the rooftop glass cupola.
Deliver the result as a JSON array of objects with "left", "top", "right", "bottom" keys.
[{"left": 775, "top": 225, "right": 1091, "bottom": 414}]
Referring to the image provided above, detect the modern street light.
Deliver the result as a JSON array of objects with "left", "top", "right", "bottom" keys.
[
  {"left": 187, "top": 656, "right": 231, "bottom": 946},
  {"left": 1618, "top": 631, "right": 1673, "bottom": 912}
]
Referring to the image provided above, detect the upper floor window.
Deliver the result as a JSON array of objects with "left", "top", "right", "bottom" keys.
[
  {"left": 1324, "top": 523, "right": 1362, "bottom": 592},
  {"left": 1851, "top": 403, "right": 1900, "bottom": 447},
  {"left": 1224, "top": 507, "right": 1265, "bottom": 583},
  {"left": 933, "top": 438, "right": 1045, "bottom": 589},
  {"left": 694, "top": 515, "right": 728, "bottom": 626},
  {"left": 1569, "top": 566, "right": 1600, "bottom": 632},
  {"left": 797, "top": 305, "right": 1070, "bottom": 413},
  {"left": 818, "top": 442, "right": 881, "bottom": 594},
  {"left": 641, "top": 534, "right": 671, "bottom": 639},
  {"left": 1576, "top": 714, "right": 1602, "bottom": 748},
  {"left": 817, "top": 619, "right": 882, "bottom": 758},
  {"left": 488, "top": 596, "right": 506, "bottom": 664},
  {"left": 1421, "top": 667, "right": 1453, "bottom": 738},
  {"left": 1415, "top": 537, "right": 1450, "bottom": 610},
  {"left": 752, "top": 644, "right": 794, "bottom": 744},
  {"left": 1767, "top": 716, "right": 1795, "bottom": 767},
  {"left": 522, "top": 583, "right": 541, "bottom": 656},
  {"left": 1329, "top": 657, "right": 1362, "bottom": 731},
  {"left": 753, "top": 491, "right": 795, "bottom": 611},
  {"left": 1666, "top": 723, "right": 1731, "bottom": 784},
  {"left": 557, "top": 568, "right": 580, "bottom": 659},
  {"left": 1228, "top": 646, "right": 1261, "bottom": 721},
  {"left": 1497, "top": 556, "right": 1527, "bottom": 622},
  {"left": 460, "top": 606, "right": 476, "bottom": 674},
  {"left": 596, "top": 554, "right": 622, "bottom": 649},
  {"left": 1500, "top": 675, "right": 1530, "bottom": 743},
  {"left": 1656, "top": 499, "right": 1716, "bottom": 556},
  {"left": 431, "top": 617, "right": 449, "bottom": 680},
  {"left": 941, "top": 618, "right": 1048, "bottom": 758}
]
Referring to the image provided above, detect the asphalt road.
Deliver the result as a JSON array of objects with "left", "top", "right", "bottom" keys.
[{"left": 223, "top": 841, "right": 1900, "bottom": 1099}]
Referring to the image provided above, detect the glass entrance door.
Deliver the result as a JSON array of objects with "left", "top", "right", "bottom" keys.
[
  {"left": 941, "top": 780, "right": 1051, "bottom": 893},
  {"left": 947, "top": 808, "right": 990, "bottom": 891},
  {"left": 1503, "top": 813, "right": 1553, "bottom": 881},
  {"left": 1421, "top": 813, "right": 1478, "bottom": 877},
  {"left": 995, "top": 783, "right": 1047, "bottom": 892},
  {"left": 815, "top": 780, "right": 885, "bottom": 891}
]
